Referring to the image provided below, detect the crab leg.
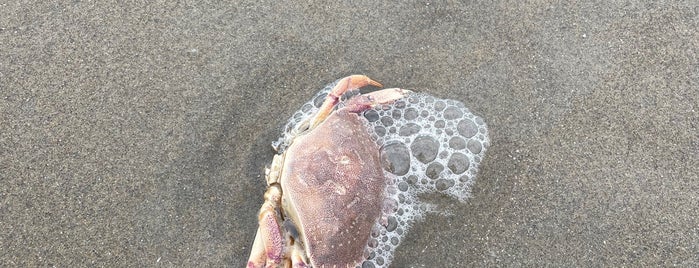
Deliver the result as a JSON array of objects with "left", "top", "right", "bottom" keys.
[
  {"left": 309, "top": 75, "right": 383, "bottom": 128},
  {"left": 343, "top": 87, "right": 411, "bottom": 113},
  {"left": 246, "top": 228, "right": 268, "bottom": 268},
  {"left": 247, "top": 184, "right": 286, "bottom": 268},
  {"left": 248, "top": 154, "right": 289, "bottom": 268},
  {"left": 289, "top": 242, "right": 310, "bottom": 268}
]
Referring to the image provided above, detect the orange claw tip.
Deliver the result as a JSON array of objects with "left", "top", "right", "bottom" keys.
[
  {"left": 368, "top": 79, "right": 383, "bottom": 88},
  {"left": 362, "top": 76, "right": 383, "bottom": 88},
  {"left": 365, "top": 77, "right": 383, "bottom": 88},
  {"left": 347, "top": 74, "right": 383, "bottom": 88}
]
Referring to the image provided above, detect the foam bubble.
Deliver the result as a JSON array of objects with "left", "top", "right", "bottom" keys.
[
  {"left": 274, "top": 79, "right": 489, "bottom": 267},
  {"left": 361, "top": 91, "right": 489, "bottom": 268},
  {"left": 380, "top": 142, "right": 411, "bottom": 176},
  {"left": 410, "top": 136, "right": 440, "bottom": 163}
]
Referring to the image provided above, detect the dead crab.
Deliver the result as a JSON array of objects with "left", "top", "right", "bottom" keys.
[
  {"left": 247, "top": 75, "right": 407, "bottom": 267},
  {"left": 247, "top": 75, "right": 490, "bottom": 267}
]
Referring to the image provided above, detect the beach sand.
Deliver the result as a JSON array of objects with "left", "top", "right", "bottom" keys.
[{"left": 2, "top": 2, "right": 697, "bottom": 266}]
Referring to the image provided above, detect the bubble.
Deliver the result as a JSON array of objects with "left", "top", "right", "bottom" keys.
[
  {"left": 443, "top": 106, "right": 463, "bottom": 120},
  {"left": 420, "top": 110, "right": 429, "bottom": 117},
  {"left": 397, "top": 194, "right": 406, "bottom": 203},
  {"left": 313, "top": 93, "right": 327, "bottom": 108},
  {"left": 364, "top": 110, "right": 380, "bottom": 122},
  {"left": 405, "top": 175, "right": 418, "bottom": 184},
  {"left": 301, "top": 103, "right": 313, "bottom": 112},
  {"left": 398, "top": 123, "right": 421, "bottom": 136},
  {"left": 447, "top": 153, "right": 470, "bottom": 174},
  {"left": 362, "top": 261, "right": 376, "bottom": 268},
  {"left": 394, "top": 100, "right": 406, "bottom": 108},
  {"left": 439, "top": 150, "right": 449, "bottom": 159},
  {"left": 404, "top": 108, "right": 419, "bottom": 120},
  {"left": 375, "top": 257, "right": 384, "bottom": 266},
  {"left": 434, "top": 100, "right": 446, "bottom": 111},
  {"left": 380, "top": 142, "right": 411, "bottom": 176},
  {"left": 374, "top": 126, "right": 386, "bottom": 137},
  {"left": 467, "top": 139, "right": 483, "bottom": 154},
  {"left": 434, "top": 120, "right": 445, "bottom": 128},
  {"left": 397, "top": 181, "right": 409, "bottom": 192},
  {"left": 449, "top": 137, "right": 466, "bottom": 149},
  {"left": 410, "top": 136, "right": 439, "bottom": 163},
  {"left": 435, "top": 178, "right": 455, "bottom": 191},
  {"left": 364, "top": 247, "right": 376, "bottom": 260},
  {"left": 386, "top": 216, "right": 398, "bottom": 232},
  {"left": 368, "top": 238, "right": 378, "bottom": 248},
  {"left": 380, "top": 116, "right": 394, "bottom": 126},
  {"left": 371, "top": 225, "right": 381, "bottom": 238},
  {"left": 425, "top": 162, "right": 444, "bottom": 180},
  {"left": 457, "top": 119, "right": 478, "bottom": 138},
  {"left": 392, "top": 110, "right": 401, "bottom": 119}
]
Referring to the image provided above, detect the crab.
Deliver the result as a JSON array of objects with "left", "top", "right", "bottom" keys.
[{"left": 247, "top": 75, "right": 408, "bottom": 267}]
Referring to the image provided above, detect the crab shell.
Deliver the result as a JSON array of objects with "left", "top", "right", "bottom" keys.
[
  {"left": 247, "top": 75, "right": 408, "bottom": 267},
  {"left": 281, "top": 108, "right": 386, "bottom": 266},
  {"left": 250, "top": 75, "right": 492, "bottom": 267}
]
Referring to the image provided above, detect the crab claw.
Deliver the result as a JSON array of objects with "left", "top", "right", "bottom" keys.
[
  {"left": 343, "top": 88, "right": 411, "bottom": 113},
  {"left": 309, "top": 75, "right": 383, "bottom": 129}
]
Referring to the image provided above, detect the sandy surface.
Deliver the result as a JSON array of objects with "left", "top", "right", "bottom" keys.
[{"left": 2, "top": 1, "right": 698, "bottom": 267}]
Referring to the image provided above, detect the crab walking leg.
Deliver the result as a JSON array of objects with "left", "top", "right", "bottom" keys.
[
  {"left": 246, "top": 229, "right": 267, "bottom": 268},
  {"left": 309, "top": 75, "right": 383, "bottom": 128},
  {"left": 289, "top": 243, "right": 310, "bottom": 268},
  {"left": 266, "top": 154, "right": 284, "bottom": 185},
  {"left": 344, "top": 88, "right": 411, "bottom": 113},
  {"left": 247, "top": 184, "right": 286, "bottom": 268}
]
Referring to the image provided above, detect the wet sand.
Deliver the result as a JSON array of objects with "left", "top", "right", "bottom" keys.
[{"left": 2, "top": 2, "right": 697, "bottom": 266}]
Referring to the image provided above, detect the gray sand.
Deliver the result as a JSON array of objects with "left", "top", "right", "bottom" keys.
[{"left": 2, "top": 2, "right": 697, "bottom": 267}]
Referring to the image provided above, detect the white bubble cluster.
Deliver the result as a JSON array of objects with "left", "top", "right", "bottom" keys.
[
  {"left": 359, "top": 91, "right": 488, "bottom": 268},
  {"left": 273, "top": 79, "right": 489, "bottom": 268}
]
